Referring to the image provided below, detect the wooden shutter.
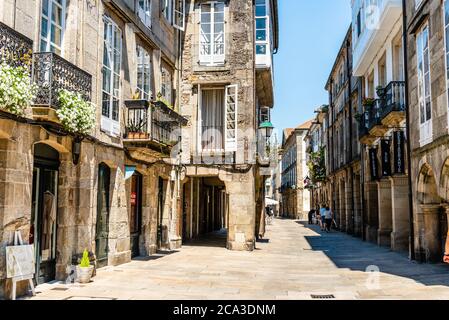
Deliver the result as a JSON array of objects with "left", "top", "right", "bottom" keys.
[{"left": 225, "top": 84, "right": 238, "bottom": 152}]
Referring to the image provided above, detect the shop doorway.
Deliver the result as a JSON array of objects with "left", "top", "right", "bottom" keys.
[
  {"left": 30, "top": 143, "right": 60, "bottom": 285},
  {"left": 130, "top": 172, "right": 143, "bottom": 258},
  {"left": 96, "top": 163, "right": 111, "bottom": 268}
]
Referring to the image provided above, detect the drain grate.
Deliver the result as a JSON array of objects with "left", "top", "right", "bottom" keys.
[
  {"left": 311, "top": 294, "right": 335, "bottom": 299},
  {"left": 51, "top": 287, "right": 69, "bottom": 291}
]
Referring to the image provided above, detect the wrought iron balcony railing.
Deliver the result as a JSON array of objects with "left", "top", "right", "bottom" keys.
[
  {"left": 380, "top": 81, "right": 406, "bottom": 119},
  {"left": 125, "top": 100, "right": 188, "bottom": 147},
  {"left": 32, "top": 52, "right": 92, "bottom": 109},
  {"left": 0, "top": 21, "right": 33, "bottom": 69}
]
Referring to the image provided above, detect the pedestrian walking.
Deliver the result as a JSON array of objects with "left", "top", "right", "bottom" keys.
[
  {"left": 320, "top": 205, "right": 326, "bottom": 231},
  {"left": 308, "top": 209, "right": 315, "bottom": 224},
  {"left": 324, "top": 206, "right": 333, "bottom": 233}
]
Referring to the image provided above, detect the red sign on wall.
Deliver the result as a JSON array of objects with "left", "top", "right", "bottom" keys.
[{"left": 130, "top": 192, "right": 137, "bottom": 205}]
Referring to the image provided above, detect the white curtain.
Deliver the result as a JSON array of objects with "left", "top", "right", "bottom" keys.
[{"left": 202, "top": 89, "right": 224, "bottom": 150}]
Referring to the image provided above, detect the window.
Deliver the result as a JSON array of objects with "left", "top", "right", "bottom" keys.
[
  {"left": 259, "top": 106, "right": 270, "bottom": 124},
  {"left": 198, "top": 85, "right": 238, "bottom": 152},
  {"left": 138, "top": 0, "right": 151, "bottom": 28},
  {"left": 416, "top": 24, "right": 432, "bottom": 145},
  {"left": 102, "top": 17, "right": 122, "bottom": 137},
  {"left": 255, "top": 0, "right": 268, "bottom": 55},
  {"left": 444, "top": 1, "right": 449, "bottom": 114},
  {"left": 40, "top": 0, "right": 66, "bottom": 54},
  {"left": 199, "top": 2, "right": 225, "bottom": 66},
  {"left": 200, "top": 88, "right": 225, "bottom": 151},
  {"left": 173, "top": 0, "right": 186, "bottom": 31},
  {"left": 161, "top": 67, "right": 172, "bottom": 105},
  {"left": 163, "top": 0, "right": 172, "bottom": 23},
  {"left": 136, "top": 46, "right": 152, "bottom": 100}
]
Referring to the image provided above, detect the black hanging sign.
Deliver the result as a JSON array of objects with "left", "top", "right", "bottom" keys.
[
  {"left": 393, "top": 130, "right": 405, "bottom": 174},
  {"left": 369, "top": 148, "right": 379, "bottom": 181},
  {"left": 381, "top": 139, "right": 391, "bottom": 177}
]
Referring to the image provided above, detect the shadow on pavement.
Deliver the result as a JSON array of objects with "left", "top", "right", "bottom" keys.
[
  {"left": 299, "top": 221, "right": 449, "bottom": 287},
  {"left": 183, "top": 229, "right": 228, "bottom": 248}
]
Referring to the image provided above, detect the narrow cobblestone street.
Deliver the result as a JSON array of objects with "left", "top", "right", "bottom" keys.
[{"left": 29, "top": 219, "right": 449, "bottom": 300}]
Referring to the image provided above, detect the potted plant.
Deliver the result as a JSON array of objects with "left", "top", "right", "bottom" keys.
[
  {"left": 76, "top": 249, "right": 94, "bottom": 284},
  {"left": 376, "top": 85, "right": 385, "bottom": 98},
  {"left": 354, "top": 113, "right": 363, "bottom": 122},
  {"left": 0, "top": 62, "right": 37, "bottom": 116},
  {"left": 362, "top": 98, "right": 376, "bottom": 109},
  {"left": 57, "top": 89, "right": 96, "bottom": 135}
]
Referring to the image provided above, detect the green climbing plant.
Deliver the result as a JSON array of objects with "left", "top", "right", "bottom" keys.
[{"left": 307, "top": 146, "right": 326, "bottom": 184}]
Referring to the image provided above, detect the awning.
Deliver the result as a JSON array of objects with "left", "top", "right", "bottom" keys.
[{"left": 265, "top": 197, "right": 279, "bottom": 206}]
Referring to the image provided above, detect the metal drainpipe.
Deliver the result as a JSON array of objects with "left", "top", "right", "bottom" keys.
[
  {"left": 402, "top": 0, "right": 415, "bottom": 261},
  {"left": 346, "top": 39, "right": 356, "bottom": 234}
]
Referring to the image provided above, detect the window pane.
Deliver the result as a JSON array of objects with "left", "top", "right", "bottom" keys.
[
  {"left": 41, "top": 18, "right": 49, "bottom": 38},
  {"left": 112, "top": 99, "right": 119, "bottom": 121},
  {"left": 42, "top": 0, "right": 49, "bottom": 17},
  {"left": 51, "top": 2, "right": 63, "bottom": 25},
  {"left": 102, "top": 93, "right": 110, "bottom": 117}
]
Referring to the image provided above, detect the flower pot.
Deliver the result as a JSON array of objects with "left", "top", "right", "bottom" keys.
[{"left": 76, "top": 265, "right": 94, "bottom": 283}]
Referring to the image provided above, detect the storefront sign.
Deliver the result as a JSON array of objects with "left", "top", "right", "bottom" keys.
[
  {"left": 381, "top": 139, "right": 391, "bottom": 177},
  {"left": 6, "top": 245, "right": 35, "bottom": 278},
  {"left": 369, "top": 148, "right": 379, "bottom": 181},
  {"left": 394, "top": 131, "right": 405, "bottom": 174}
]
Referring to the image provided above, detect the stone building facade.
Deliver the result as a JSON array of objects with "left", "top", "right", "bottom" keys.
[
  {"left": 351, "top": 0, "right": 410, "bottom": 251},
  {"left": 323, "top": 27, "right": 364, "bottom": 236},
  {"left": 178, "top": 0, "right": 279, "bottom": 251},
  {"left": 0, "top": 0, "right": 189, "bottom": 298},
  {"left": 405, "top": 0, "right": 449, "bottom": 262},
  {"left": 280, "top": 121, "right": 312, "bottom": 220}
]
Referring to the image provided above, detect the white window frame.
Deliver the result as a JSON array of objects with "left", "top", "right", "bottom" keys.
[
  {"left": 138, "top": 0, "right": 152, "bottom": 29},
  {"left": 199, "top": 1, "right": 226, "bottom": 66},
  {"left": 225, "top": 84, "right": 238, "bottom": 152},
  {"left": 161, "top": 66, "right": 173, "bottom": 105},
  {"left": 102, "top": 16, "right": 122, "bottom": 137},
  {"left": 163, "top": 0, "right": 173, "bottom": 24},
  {"left": 40, "top": 0, "right": 66, "bottom": 55},
  {"left": 443, "top": 0, "right": 449, "bottom": 130},
  {"left": 173, "top": 0, "right": 186, "bottom": 31},
  {"left": 136, "top": 45, "right": 152, "bottom": 100},
  {"left": 416, "top": 23, "right": 432, "bottom": 146}
]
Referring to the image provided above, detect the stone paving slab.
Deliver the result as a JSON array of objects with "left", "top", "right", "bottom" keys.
[{"left": 26, "top": 219, "right": 449, "bottom": 300}]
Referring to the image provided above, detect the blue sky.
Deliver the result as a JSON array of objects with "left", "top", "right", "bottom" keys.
[{"left": 272, "top": 0, "right": 351, "bottom": 141}]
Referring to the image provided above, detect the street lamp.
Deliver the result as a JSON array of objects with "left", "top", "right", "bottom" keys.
[{"left": 259, "top": 121, "right": 274, "bottom": 140}]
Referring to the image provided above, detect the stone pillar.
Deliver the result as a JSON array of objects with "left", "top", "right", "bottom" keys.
[
  {"left": 377, "top": 178, "right": 393, "bottom": 247},
  {"left": 340, "top": 181, "right": 347, "bottom": 232},
  {"left": 421, "top": 204, "right": 442, "bottom": 263},
  {"left": 390, "top": 176, "right": 410, "bottom": 251},
  {"left": 365, "top": 182, "right": 379, "bottom": 244},
  {"left": 345, "top": 173, "right": 354, "bottom": 234},
  {"left": 223, "top": 170, "right": 256, "bottom": 251}
]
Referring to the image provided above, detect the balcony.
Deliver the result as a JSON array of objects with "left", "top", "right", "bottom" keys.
[
  {"left": 380, "top": 81, "right": 406, "bottom": 127},
  {"left": 32, "top": 52, "right": 92, "bottom": 122},
  {"left": 368, "top": 99, "right": 389, "bottom": 137},
  {"left": 124, "top": 100, "right": 188, "bottom": 154},
  {"left": 352, "top": 0, "right": 402, "bottom": 76},
  {"left": 0, "top": 21, "right": 33, "bottom": 69},
  {"left": 255, "top": 15, "right": 274, "bottom": 108}
]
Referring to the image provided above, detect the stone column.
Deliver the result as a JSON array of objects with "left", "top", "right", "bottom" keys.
[
  {"left": 377, "top": 178, "right": 393, "bottom": 247},
  {"left": 345, "top": 173, "right": 354, "bottom": 234},
  {"left": 365, "top": 182, "right": 379, "bottom": 244},
  {"left": 339, "top": 181, "right": 347, "bottom": 232},
  {"left": 421, "top": 204, "right": 442, "bottom": 263},
  {"left": 390, "top": 176, "right": 410, "bottom": 251},
  {"left": 223, "top": 170, "right": 256, "bottom": 251}
]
